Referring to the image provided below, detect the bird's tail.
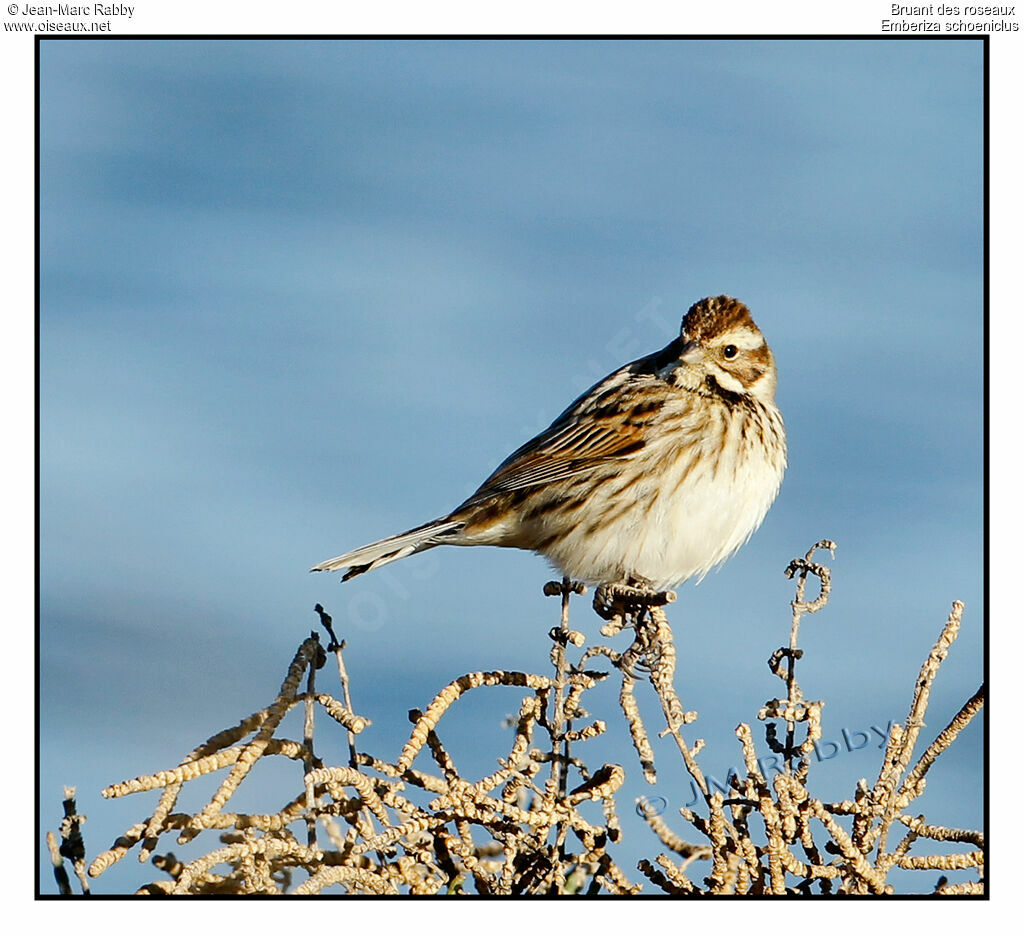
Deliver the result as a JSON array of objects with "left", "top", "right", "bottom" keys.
[{"left": 311, "top": 517, "right": 464, "bottom": 580}]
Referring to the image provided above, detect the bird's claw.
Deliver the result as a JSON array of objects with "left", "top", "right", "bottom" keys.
[{"left": 592, "top": 578, "right": 676, "bottom": 628}]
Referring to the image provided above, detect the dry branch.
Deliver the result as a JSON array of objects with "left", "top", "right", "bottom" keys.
[{"left": 57, "top": 541, "right": 981, "bottom": 895}]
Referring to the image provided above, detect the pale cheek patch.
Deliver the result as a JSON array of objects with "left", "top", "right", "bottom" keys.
[{"left": 714, "top": 369, "right": 747, "bottom": 394}]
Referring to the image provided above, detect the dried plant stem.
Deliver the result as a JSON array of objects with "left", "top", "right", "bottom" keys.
[
  {"left": 543, "top": 577, "right": 580, "bottom": 798},
  {"left": 541, "top": 577, "right": 586, "bottom": 875},
  {"left": 303, "top": 649, "right": 319, "bottom": 849},
  {"left": 779, "top": 540, "right": 835, "bottom": 772},
  {"left": 47, "top": 832, "right": 72, "bottom": 895},
  {"left": 900, "top": 682, "right": 984, "bottom": 804},
  {"left": 872, "top": 601, "right": 964, "bottom": 859},
  {"left": 73, "top": 542, "right": 981, "bottom": 896},
  {"left": 314, "top": 604, "right": 359, "bottom": 769},
  {"left": 49, "top": 788, "right": 90, "bottom": 895},
  {"left": 646, "top": 604, "right": 707, "bottom": 798}
]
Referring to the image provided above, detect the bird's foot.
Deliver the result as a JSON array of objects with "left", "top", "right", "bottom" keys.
[{"left": 593, "top": 576, "right": 675, "bottom": 633}]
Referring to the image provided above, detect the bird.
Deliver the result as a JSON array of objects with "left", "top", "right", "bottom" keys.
[{"left": 312, "top": 295, "right": 786, "bottom": 592}]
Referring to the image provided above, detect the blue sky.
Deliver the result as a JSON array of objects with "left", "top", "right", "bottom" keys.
[{"left": 38, "top": 38, "right": 983, "bottom": 893}]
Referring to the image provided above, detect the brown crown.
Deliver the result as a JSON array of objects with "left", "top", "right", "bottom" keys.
[{"left": 681, "top": 295, "right": 756, "bottom": 341}]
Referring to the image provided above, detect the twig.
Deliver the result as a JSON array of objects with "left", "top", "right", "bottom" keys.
[
  {"left": 314, "top": 604, "right": 359, "bottom": 769},
  {"left": 778, "top": 540, "right": 835, "bottom": 773},
  {"left": 52, "top": 787, "right": 90, "bottom": 895},
  {"left": 543, "top": 577, "right": 586, "bottom": 799}
]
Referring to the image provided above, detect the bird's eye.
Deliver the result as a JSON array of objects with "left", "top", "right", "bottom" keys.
[{"left": 723, "top": 345, "right": 738, "bottom": 360}]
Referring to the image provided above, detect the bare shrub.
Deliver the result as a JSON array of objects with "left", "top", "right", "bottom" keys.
[{"left": 50, "top": 541, "right": 983, "bottom": 895}]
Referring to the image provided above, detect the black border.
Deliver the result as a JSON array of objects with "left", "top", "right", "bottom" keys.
[{"left": 34, "top": 33, "right": 989, "bottom": 900}]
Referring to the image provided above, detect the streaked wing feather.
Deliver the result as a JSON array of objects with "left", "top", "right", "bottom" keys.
[{"left": 464, "top": 359, "right": 663, "bottom": 502}]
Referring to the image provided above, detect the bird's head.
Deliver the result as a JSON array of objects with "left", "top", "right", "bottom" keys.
[{"left": 661, "top": 295, "right": 778, "bottom": 403}]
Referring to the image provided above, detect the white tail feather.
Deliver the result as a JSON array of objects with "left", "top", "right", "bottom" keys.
[{"left": 311, "top": 518, "right": 462, "bottom": 578}]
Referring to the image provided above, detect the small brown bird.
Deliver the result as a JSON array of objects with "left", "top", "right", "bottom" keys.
[{"left": 313, "top": 295, "right": 786, "bottom": 590}]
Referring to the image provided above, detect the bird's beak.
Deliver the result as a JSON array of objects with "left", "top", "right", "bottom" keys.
[{"left": 678, "top": 339, "right": 703, "bottom": 365}]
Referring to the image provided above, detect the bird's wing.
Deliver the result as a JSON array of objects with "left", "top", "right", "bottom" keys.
[{"left": 463, "top": 346, "right": 677, "bottom": 502}]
